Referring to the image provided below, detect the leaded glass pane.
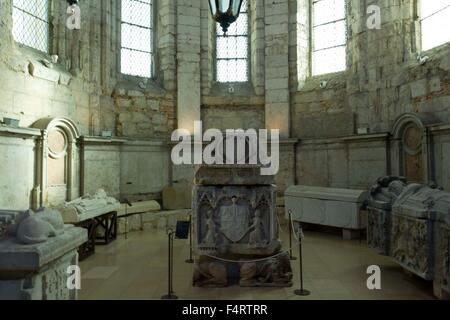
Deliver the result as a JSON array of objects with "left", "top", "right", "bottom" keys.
[
  {"left": 12, "top": 0, "right": 49, "bottom": 53},
  {"left": 121, "top": 0, "right": 153, "bottom": 78},
  {"left": 312, "top": 0, "right": 347, "bottom": 76},
  {"left": 216, "top": 0, "right": 249, "bottom": 83},
  {"left": 421, "top": 0, "right": 450, "bottom": 51}
]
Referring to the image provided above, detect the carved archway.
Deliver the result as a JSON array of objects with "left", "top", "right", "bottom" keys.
[
  {"left": 391, "top": 113, "right": 433, "bottom": 183},
  {"left": 32, "top": 117, "right": 80, "bottom": 207}
]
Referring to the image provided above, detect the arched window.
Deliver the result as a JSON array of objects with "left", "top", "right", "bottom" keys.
[
  {"left": 311, "top": 0, "right": 347, "bottom": 76},
  {"left": 216, "top": 0, "right": 249, "bottom": 83},
  {"left": 12, "top": 0, "right": 50, "bottom": 53},
  {"left": 120, "top": 0, "right": 154, "bottom": 78},
  {"left": 420, "top": 0, "right": 450, "bottom": 51}
]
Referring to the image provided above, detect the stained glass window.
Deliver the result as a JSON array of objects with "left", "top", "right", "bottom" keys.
[
  {"left": 420, "top": 0, "right": 450, "bottom": 51},
  {"left": 121, "top": 0, "right": 153, "bottom": 78},
  {"left": 311, "top": 0, "right": 347, "bottom": 76},
  {"left": 12, "top": 0, "right": 50, "bottom": 53},
  {"left": 216, "top": 0, "right": 249, "bottom": 83}
]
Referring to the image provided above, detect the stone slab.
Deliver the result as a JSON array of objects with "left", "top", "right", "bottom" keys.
[
  {"left": 0, "top": 226, "right": 87, "bottom": 276},
  {"left": 195, "top": 165, "right": 275, "bottom": 186},
  {"left": 59, "top": 203, "right": 121, "bottom": 224}
]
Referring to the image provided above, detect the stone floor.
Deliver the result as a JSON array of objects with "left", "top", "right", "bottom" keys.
[{"left": 79, "top": 226, "right": 435, "bottom": 300}]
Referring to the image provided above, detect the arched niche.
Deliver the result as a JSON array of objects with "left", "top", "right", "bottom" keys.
[
  {"left": 32, "top": 117, "right": 81, "bottom": 207},
  {"left": 390, "top": 113, "right": 435, "bottom": 184}
]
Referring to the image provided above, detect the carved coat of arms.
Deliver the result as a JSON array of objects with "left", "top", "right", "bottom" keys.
[{"left": 219, "top": 198, "right": 250, "bottom": 243}]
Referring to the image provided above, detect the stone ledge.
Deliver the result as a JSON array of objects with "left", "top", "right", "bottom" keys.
[
  {"left": 0, "top": 125, "right": 41, "bottom": 138},
  {"left": 0, "top": 226, "right": 87, "bottom": 276},
  {"left": 195, "top": 165, "right": 275, "bottom": 185}
]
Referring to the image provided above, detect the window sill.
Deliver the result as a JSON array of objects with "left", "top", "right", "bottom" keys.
[
  {"left": 298, "top": 71, "right": 347, "bottom": 92},
  {"left": 114, "top": 77, "right": 166, "bottom": 98},
  {"left": 203, "top": 82, "right": 264, "bottom": 107},
  {"left": 210, "top": 81, "right": 255, "bottom": 96}
]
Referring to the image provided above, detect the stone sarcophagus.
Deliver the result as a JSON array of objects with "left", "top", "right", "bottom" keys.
[
  {"left": 367, "top": 177, "right": 408, "bottom": 255},
  {"left": 284, "top": 186, "right": 368, "bottom": 239},
  {"left": 0, "top": 209, "right": 87, "bottom": 300},
  {"left": 368, "top": 176, "right": 450, "bottom": 299},
  {"left": 192, "top": 166, "right": 292, "bottom": 288}
]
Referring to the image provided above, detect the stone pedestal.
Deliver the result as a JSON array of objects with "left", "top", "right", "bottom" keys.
[
  {"left": 192, "top": 165, "right": 292, "bottom": 288},
  {"left": 0, "top": 226, "right": 87, "bottom": 300}
]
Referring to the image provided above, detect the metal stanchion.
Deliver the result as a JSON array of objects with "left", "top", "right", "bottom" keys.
[
  {"left": 288, "top": 209, "right": 297, "bottom": 260},
  {"left": 185, "top": 213, "right": 194, "bottom": 264},
  {"left": 161, "top": 230, "right": 178, "bottom": 300},
  {"left": 294, "top": 225, "right": 310, "bottom": 296}
]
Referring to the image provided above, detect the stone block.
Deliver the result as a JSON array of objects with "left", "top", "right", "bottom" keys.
[
  {"left": 410, "top": 79, "right": 427, "bottom": 98},
  {"left": 162, "top": 183, "right": 192, "bottom": 210},
  {"left": 295, "top": 112, "right": 355, "bottom": 138}
]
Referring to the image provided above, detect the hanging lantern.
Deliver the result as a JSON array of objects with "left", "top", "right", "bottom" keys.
[{"left": 208, "top": 0, "right": 244, "bottom": 33}]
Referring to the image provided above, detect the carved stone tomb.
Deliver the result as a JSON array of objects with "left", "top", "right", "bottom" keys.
[{"left": 192, "top": 166, "right": 292, "bottom": 288}]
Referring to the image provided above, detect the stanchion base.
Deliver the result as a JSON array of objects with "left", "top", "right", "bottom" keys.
[
  {"left": 290, "top": 256, "right": 298, "bottom": 261},
  {"left": 294, "top": 289, "right": 310, "bottom": 296},
  {"left": 185, "top": 259, "right": 194, "bottom": 264},
  {"left": 161, "top": 294, "right": 178, "bottom": 300}
]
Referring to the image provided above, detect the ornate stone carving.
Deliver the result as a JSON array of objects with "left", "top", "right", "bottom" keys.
[
  {"left": 193, "top": 260, "right": 228, "bottom": 287},
  {"left": 58, "top": 189, "right": 120, "bottom": 223},
  {"left": 239, "top": 253, "right": 293, "bottom": 287},
  {"left": 0, "top": 225, "right": 87, "bottom": 300},
  {"left": 7, "top": 209, "right": 65, "bottom": 245},
  {"left": 391, "top": 214, "right": 432, "bottom": 279},
  {"left": 367, "top": 176, "right": 407, "bottom": 255},
  {"left": 192, "top": 165, "right": 290, "bottom": 288},
  {"left": 368, "top": 176, "right": 450, "bottom": 298},
  {"left": 194, "top": 186, "right": 279, "bottom": 256}
]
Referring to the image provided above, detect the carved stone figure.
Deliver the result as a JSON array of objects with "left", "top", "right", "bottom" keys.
[
  {"left": 248, "top": 210, "right": 266, "bottom": 247},
  {"left": 201, "top": 210, "right": 217, "bottom": 246},
  {"left": 59, "top": 189, "right": 119, "bottom": 216},
  {"left": 193, "top": 261, "right": 228, "bottom": 287},
  {"left": 239, "top": 253, "right": 293, "bottom": 287},
  {"left": 239, "top": 262, "right": 258, "bottom": 286},
  {"left": 8, "top": 209, "right": 65, "bottom": 245},
  {"left": 369, "top": 176, "right": 407, "bottom": 205}
]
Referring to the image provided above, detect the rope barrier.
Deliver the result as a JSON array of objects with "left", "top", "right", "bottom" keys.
[
  {"left": 203, "top": 249, "right": 291, "bottom": 264},
  {"left": 200, "top": 212, "right": 304, "bottom": 264}
]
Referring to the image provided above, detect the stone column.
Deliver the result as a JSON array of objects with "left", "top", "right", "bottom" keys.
[
  {"left": 264, "top": 0, "right": 291, "bottom": 138},
  {"left": 177, "top": 0, "right": 201, "bottom": 133}
]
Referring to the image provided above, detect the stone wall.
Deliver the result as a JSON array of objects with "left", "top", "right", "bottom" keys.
[
  {"left": 291, "top": 0, "right": 450, "bottom": 189},
  {"left": 1, "top": 0, "right": 450, "bottom": 209}
]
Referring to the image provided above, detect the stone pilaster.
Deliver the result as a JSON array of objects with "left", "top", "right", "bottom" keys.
[
  {"left": 264, "top": 0, "right": 291, "bottom": 138},
  {"left": 177, "top": 0, "right": 201, "bottom": 133}
]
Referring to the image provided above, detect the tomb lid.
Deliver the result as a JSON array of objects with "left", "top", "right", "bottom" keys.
[
  {"left": 0, "top": 226, "right": 87, "bottom": 278},
  {"left": 285, "top": 185, "right": 368, "bottom": 203}
]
